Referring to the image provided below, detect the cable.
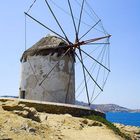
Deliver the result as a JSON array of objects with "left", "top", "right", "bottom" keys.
[
  {"left": 67, "top": 0, "right": 78, "bottom": 39},
  {"left": 27, "top": 0, "right": 37, "bottom": 13},
  {"left": 24, "top": 15, "right": 27, "bottom": 51},
  {"left": 77, "top": 0, "right": 85, "bottom": 35},
  {"left": 75, "top": 0, "right": 104, "bottom": 33},
  {"left": 90, "top": 43, "right": 107, "bottom": 102},
  {"left": 76, "top": 44, "right": 105, "bottom": 97},
  {"left": 75, "top": 45, "right": 102, "bottom": 65},
  {"left": 44, "top": 0, "right": 70, "bottom": 43},
  {"left": 76, "top": 42, "right": 107, "bottom": 100},
  {"left": 77, "top": 49, "right": 90, "bottom": 105},
  {"left": 50, "top": 0, "right": 92, "bottom": 28},
  {"left": 75, "top": 0, "right": 98, "bottom": 24}
]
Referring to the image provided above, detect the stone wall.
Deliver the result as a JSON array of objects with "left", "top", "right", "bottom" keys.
[{"left": 0, "top": 98, "right": 105, "bottom": 118}]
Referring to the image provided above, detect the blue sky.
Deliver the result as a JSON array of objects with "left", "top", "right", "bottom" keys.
[{"left": 0, "top": 0, "right": 140, "bottom": 109}]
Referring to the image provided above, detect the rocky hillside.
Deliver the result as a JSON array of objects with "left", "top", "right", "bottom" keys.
[
  {"left": 1, "top": 98, "right": 139, "bottom": 140},
  {"left": 114, "top": 123, "right": 140, "bottom": 140}
]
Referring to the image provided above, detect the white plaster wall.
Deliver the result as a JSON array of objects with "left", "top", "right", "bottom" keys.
[{"left": 20, "top": 53, "right": 75, "bottom": 104}]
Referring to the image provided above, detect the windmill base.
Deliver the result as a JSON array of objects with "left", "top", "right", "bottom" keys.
[{"left": 0, "top": 98, "right": 105, "bottom": 118}]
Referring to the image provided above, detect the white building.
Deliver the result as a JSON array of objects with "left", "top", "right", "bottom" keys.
[{"left": 19, "top": 35, "right": 75, "bottom": 104}]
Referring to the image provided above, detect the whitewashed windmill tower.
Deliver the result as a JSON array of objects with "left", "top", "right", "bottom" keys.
[
  {"left": 19, "top": 35, "right": 75, "bottom": 104},
  {"left": 19, "top": 0, "right": 111, "bottom": 106}
]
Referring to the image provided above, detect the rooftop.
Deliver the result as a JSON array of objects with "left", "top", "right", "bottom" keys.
[{"left": 21, "top": 35, "right": 68, "bottom": 61}]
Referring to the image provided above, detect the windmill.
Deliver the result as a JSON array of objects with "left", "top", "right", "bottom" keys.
[{"left": 19, "top": 0, "right": 111, "bottom": 106}]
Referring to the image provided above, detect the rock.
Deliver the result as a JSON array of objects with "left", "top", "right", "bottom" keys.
[
  {"left": 58, "top": 136, "right": 63, "bottom": 140},
  {"left": 19, "top": 124, "right": 29, "bottom": 131},
  {"left": 12, "top": 106, "right": 41, "bottom": 122},
  {"left": 80, "top": 123, "right": 84, "bottom": 128},
  {"left": 23, "top": 107, "right": 37, "bottom": 115},
  {"left": 64, "top": 114, "right": 72, "bottom": 117},
  {"left": 13, "top": 110, "right": 20, "bottom": 114},
  {"left": 0, "top": 133, "right": 13, "bottom": 140},
  {"left": 4, "top": 120, "right": 8, "bottom": 123},
  {"left": 50, "top": 136, "right": 54, "bottom": 139},
  {"left": 23, "top": 106, "right": 30, "bottom": 111},
  {"left": 18, "top": 104, "right": 26, "bottom": 108},
  {"left": 22, "top": 110, "right": 29, "bottom": 117},
  {"left": 88, "top": 121, "right": 103, "bottom": 127},
  {"left": 39, "top": 113, "right": 48, "bottom": 122},
  {"left": 19, "top": 124, "right": 36, "bottom": 133},
  {"left": 2, "top": 104, "right": 22, "bottom": 111},
  {"left": 135, "top": 131, "right": 140, "bottom": 134},
  {"left": 114, "top": 123, "right": 140, "bottom": 139},
  {"left": 28, "top": 114, "right": 41, "bottom": 122},
  {"left": 21, "top": 107, "right": 41, "bottom": 122},
  {"left": 60, "top": 134, "right": 64, "bottom": 136},
  {"left": 13, "top": 110, "right": 29, "bottom": 118},
  {"left": 29, "top": 107, "right": 37, "bottom": 114},
  {"left": 0, "top": 138, "right": 13, "bottom": 140},
  {"left": 10, "top": 127, "right": 20, "bottom": 133},
  {"left": 82, "top": 119, "right": 88, "bottom": 124},
  {"left": 28, "top": 127, "right": 36, "bottom": 133}
]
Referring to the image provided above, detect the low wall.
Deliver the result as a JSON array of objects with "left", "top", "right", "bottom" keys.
[{"left": 0, "top": 98, "right": 105, "bottom": 118}]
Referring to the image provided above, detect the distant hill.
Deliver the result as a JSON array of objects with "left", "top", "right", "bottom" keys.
[
  {"left": 0, "top": 95, "right": 18, "bottom": 98},
  {"left": 76, "top": 101, "right": 140, "bottom": 113}
]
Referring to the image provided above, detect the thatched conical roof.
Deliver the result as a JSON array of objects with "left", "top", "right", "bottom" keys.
[{"left": 21, "top": 35, "right": 68, "bottom": 62}]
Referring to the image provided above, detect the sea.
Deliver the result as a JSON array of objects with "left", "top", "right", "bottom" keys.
[{"left": 106, "top": 112, "right": 140, "bottom": 127}]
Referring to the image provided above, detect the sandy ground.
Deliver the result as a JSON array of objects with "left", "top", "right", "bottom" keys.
[{"left": 0, "top": 99, "right": 136, "bottom": 140}]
